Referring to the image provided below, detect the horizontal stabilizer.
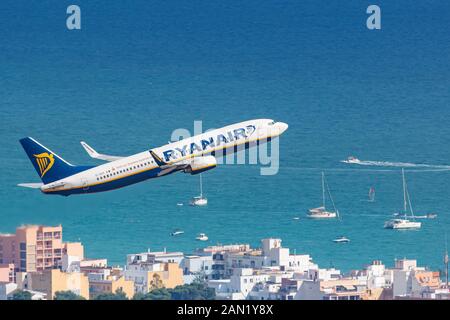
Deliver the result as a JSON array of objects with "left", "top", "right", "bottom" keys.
[
  {"left": 80, "top": 141, "right": 124, "bottom": 162},
  {"left": 18, "top": 183, "right": 43, "bottom": 189}
]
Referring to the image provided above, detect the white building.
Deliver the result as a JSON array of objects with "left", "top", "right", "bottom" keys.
[
  {"left": 223, "top": 239, "right": 317, "bottom": 277},
  {"left": 123, "top": 262, "right": 166, "bottom": 293},
  {"left": 392, "top": 259, "right": 424, "bottom": 297},
  {"left": 0, "top": 282, "right": 17, "bottom": 300},
  {"left": 181, "top": 255, "right": 214, "bottom": 284},
  {"left": 302, "top": 268, "right": 341, "bottom": 281},
  {"left": 208, "top": 268, "right": 271, "bottom": 300},
  {"left": 208, "top": 267, "right": 295, "bottom": 300},
  {"left": 126, "top": 249, "right": 184, "bottom": 266}
]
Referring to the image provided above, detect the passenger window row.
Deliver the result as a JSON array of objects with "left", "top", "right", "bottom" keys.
[{"left": 96, "top": 161, "right": 153, "bottom": 181}]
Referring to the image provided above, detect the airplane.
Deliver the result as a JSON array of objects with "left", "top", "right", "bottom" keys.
[{"left": 18, "top": 119, "right": 288, "bottom": 196}]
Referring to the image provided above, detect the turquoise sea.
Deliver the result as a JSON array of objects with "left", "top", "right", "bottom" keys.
[{"left": 1, "top": 1, "right": 449, "bottom": 271}]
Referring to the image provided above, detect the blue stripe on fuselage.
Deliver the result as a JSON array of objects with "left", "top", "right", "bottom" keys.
[{"left": 47, "top": 166, "right": 163, "bottom": 196}]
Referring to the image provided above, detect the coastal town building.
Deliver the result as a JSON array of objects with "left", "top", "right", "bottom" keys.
[
  {"left": 0, "top": 225, "right": 83, "bottom": 272},
  {"left": 181, "top": 254, "right": 214, "bottom": 284},
  {"left": 0, "top": 264, "right": 15, "bottom": 283},
  {"left": 0, "top": 282, "right": 18, "bottom": 300},
  {"left": 1, "top": 224, "right": 448, "bottom": 301},
  {"left": 28, "top": 268, "right": 90, "bottom": 300},
  {"left": 88, "top": 271, "right": 134, "bottom": 299},
  {"left": 124, "top": 260, "right": 183, "bottom": 293}
]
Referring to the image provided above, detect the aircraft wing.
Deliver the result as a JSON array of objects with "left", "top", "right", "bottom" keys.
[
  {"left": 80, "top": 141, "right": 124, "bottom": 162},
  {"left": 18, "top": 183, "right": 43, "bottom": 189},
  {"left": 149, "top": 150, "right": 217, "bottom": 175}
]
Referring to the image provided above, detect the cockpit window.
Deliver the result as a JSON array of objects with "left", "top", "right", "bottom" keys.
[{"left": 268, "top": 121, "right": 275, "bottom": 125}]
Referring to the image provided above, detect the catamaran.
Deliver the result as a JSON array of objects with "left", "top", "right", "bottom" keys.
[
  {"left": 190, "top": 174, "right": 208, "bottom": 206},
  {"left": 384, "top": 169, "right": 421, "bottom": 230},
  {"left": 308, "top": 172, "right": 339, "bottom": 219}
]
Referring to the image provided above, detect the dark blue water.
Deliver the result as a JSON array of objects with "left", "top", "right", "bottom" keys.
[{"left": 1, "top": 1, "right": 449, "bottom": 271}]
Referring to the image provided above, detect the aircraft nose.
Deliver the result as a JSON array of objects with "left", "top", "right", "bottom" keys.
[{"left": 277, "top": 122, "right": 289, "bottom": 134}]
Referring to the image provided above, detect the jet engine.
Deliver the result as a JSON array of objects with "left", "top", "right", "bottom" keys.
[{"left": 184, "top": 156, "right": 217, "bottom": 175}]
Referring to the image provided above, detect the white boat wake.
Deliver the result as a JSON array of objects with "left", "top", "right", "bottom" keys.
[{"left": 341, "top": 159, "right": 450, "bottom": 169}]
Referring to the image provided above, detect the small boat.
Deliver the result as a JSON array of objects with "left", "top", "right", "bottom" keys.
[
  {"left": 368, "top": 187, "right": 375, "bottom": 202},
  {"left": 411, "top": 213, "right": 438, "bottom": 219},
  {"left": 170, "top": 229, "right": 184, "bottom": 236},
  {"left": 195, "top": 233, "right": 208, "bottom": 241},
  {"left": 342, "top": 156, "right": 360, "bottom": 164},
  {"left": 384, "top": 169, "right": 422, "bottom": 230},
  {"left": 307, "top": 172, "right": 339, "bottom": 219},
  {"left": 176, "top": 203, "right": 184, "bottom": 206},
  {"left": 333, "top": 236, "right": 350, "bottom": 243},
  {"left": 292, "top": 217, "right": 300, "bottom": 220},
  {"left": 190, "top": 174, "right": 208, "bottom": 206}
]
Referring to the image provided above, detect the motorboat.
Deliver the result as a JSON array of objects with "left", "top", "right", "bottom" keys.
[
  {"left": 195, "top": 233, "right": 208, "bottom": 241},
  {"left": 333, "top": 236, "right": 350, "bottom": 243},
  {"left": 342, "top": 156, "right": 361, "bottom": 164},
  {"left": 170, "top": 229, "right": 184, "bottom": 236}
]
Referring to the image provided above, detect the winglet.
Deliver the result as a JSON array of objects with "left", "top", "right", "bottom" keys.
[
  {"left": 150, "top": 150, "right": 167, "bottom": 166},
  {"left": 80, "top": 141, "right": 123, "bottom": 162},
  {"left": 80, "top": 141, "right": 99, "bottom": 158},
  {"left": 18, "top": 183, "right": 43, "bottom": 189}
]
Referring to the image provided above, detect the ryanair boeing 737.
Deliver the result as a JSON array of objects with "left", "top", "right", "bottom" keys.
[{"left": 18, "top": 119, "right": 288, "bottom": 196}]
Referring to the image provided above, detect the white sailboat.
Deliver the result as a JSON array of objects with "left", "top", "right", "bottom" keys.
[
  {"left": 308, "top": 172, "right": 338, "bottom": 219},
  {"left": 384, "top": 169, "right": 421, "bottom": 230},
  {"left": 190, "top": 174, "right": 208, "bottom": 206}
]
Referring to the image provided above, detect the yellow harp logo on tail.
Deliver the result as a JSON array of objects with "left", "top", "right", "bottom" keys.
[{"left": 33, "top": 153, "right": 55, "bottom": 178}]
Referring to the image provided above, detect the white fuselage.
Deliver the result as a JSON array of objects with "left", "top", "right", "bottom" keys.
[{"left": 42, "top": 119, "right": 288, "bottom": 195}]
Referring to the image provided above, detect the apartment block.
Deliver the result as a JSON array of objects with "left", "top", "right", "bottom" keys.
[{"left": 0, "top": 225, "right": 84, "bottom": 272}]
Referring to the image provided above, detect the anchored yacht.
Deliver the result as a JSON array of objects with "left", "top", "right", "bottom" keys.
[
  {"left": 190, "top": 174, "right": 208, "bottom": 206},
  {"left": 384, "top": 169, "right": 421, "bottom": 230},
  {"left": 308, "top": 172, "right": 339, "bottom": 219}
]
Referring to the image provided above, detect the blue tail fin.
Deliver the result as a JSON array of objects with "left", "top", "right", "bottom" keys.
[{"left": 20, "top": 137, "right": 91, "bottom": 184}]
